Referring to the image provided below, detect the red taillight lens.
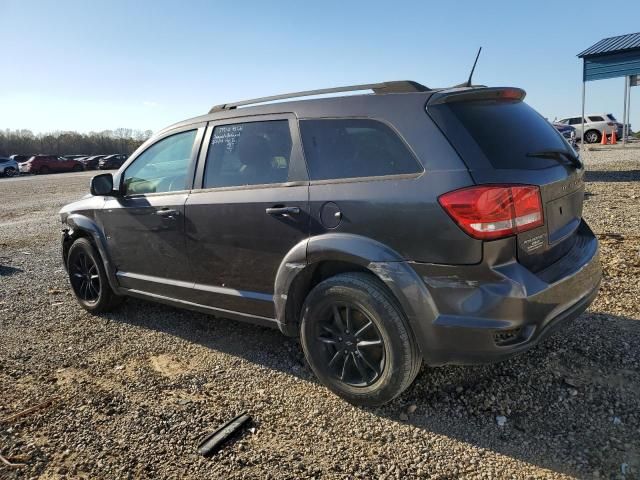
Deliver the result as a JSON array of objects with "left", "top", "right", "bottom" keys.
[{"left": 438, "top": 185, "right": 544, "bottom": 240}]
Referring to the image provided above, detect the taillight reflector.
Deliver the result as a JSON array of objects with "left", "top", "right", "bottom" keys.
[{"left": 438, "top": 185, "right": 544, "bottom": 240}]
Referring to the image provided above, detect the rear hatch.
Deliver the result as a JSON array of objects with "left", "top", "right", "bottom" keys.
[{"left": 428, "top": 87, "right": 584, "bottom": 272}]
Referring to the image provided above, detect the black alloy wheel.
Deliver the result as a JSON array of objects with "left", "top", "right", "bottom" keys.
[
  {"left": 69, "top": 251, "right": 101, "bottom": 304},
  {"left": 316, "top": 302, "right": 386, "bottom": 387},
  {"left": 300, "top": 273, "right": 421, "bottom": 406},
  {"left": 66, "top": 237, "right": 123, "bottom": 313}
]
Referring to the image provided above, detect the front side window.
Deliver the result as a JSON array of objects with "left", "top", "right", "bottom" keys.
[
  {"left": 123, "top": 130, "right": 196, "bottom": 195},
  {"left": 300, "top": 119, "right": 421, "bottom": 181},
  {"left": 204, "top": 120, "right": 292, "bottom": 188}
]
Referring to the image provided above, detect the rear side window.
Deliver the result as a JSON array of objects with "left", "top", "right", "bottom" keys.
[
  {"left": 300, "top": 119, "right": 421, "bottom": 181},
  {"left": 432, "top": 99, "right": 570, "bottom": 170},
  {"left": 588, "top": 115, "right": 604, "bottom": 122},
  {"left": 568, "top": 117, "right": 586, "bottom": 125},
  {"left": 204, "top": 120, "right": 292, "bottom": 188}
]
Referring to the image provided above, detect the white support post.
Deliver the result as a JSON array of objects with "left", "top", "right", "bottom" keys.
[
  {"left": 623, "top": 76, "right": 629, "bottom": 145},
  {"left": 581, "top": 80, "right": 586, "bottom": 147},
  {"left": 627, "top": 76, "right": 632, "bottom": 142}
]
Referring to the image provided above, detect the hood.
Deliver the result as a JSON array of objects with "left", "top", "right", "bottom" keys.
[
  {"left": 59, "top": 195, "right": 105, "bottom": 223},
  {"left": 552, "top": 122, "right": 575, "bottom": 133}
]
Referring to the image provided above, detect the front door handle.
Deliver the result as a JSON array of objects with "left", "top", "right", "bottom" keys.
[
  {"left": 265, "top": 206, "right": 300, "bottom": 216},
  {"left": 157, "top": 208, "right": 179, "bottom": 218}
]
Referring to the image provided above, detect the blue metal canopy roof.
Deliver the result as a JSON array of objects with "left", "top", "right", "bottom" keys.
[
  {"left": 578, "top": 32, "right": 640, "bottom": 57},
  {"left": 578, "top": 32, "right": 640, "bottom": 81}
]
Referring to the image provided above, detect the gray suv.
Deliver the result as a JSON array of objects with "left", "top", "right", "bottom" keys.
[{"left": 59, "top": 81, "right": 601, "bottom": 406}]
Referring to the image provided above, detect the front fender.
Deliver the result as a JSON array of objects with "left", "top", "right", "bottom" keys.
[
  {"left": 64, "top": 213, "right": 120, "bottom": 293},
  {"left": 274, "top": 233, "right": 439, "bottom": 359}
]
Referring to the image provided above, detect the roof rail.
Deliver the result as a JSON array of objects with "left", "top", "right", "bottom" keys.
[{"left": 208, "top": 80, "right": 429, "bottom": 113}]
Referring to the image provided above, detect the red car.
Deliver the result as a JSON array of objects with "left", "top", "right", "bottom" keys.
[{"left": 19, "top": 155, "right": 85, "bottom": 174}]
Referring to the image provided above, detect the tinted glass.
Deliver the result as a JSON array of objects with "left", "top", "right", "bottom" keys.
[
  {"left": 588, "top": 116, "right": 604, "bottom": 122},
  {"left": 123, "top": 130, "right": 196, "bottom": 195},
  {"left": 204, "top": 121, "right": 292, "bottom": 188},
  {"left": 300, "top": 119, "right": 421, "bottom": 181},
  {"left": 568, "top": 118, "right": 584, "bottom": 125},
  {"left": 607, "top": 114, "right": 617, "bottom": 121},
  {"left": 441, "top": 100, "right": 570, "bottom": 170}
]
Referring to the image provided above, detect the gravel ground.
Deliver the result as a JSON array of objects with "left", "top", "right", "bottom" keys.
[{"left": 1, "top": 151, "right": 639, "bottom": 480}]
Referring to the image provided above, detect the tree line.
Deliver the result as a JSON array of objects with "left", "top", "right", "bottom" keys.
[{"left": 0, "top": 128, "right": 154, "bottom": 157}]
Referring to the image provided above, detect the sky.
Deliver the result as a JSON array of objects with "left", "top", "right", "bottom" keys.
[{"left": 1, "top": 0, "right": 638, "bottom": 134}]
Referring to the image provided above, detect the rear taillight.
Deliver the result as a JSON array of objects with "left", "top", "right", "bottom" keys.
[
  {"left": 438, "top": 185, "right": 544, "bottom": 240},
  {"left": 607, "top": 122, "right": 615, "bottom": 126}
]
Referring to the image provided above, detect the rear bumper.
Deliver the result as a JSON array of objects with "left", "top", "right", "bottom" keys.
[{"left": 408, "top": 221, "right": 601, "bottom": 366}]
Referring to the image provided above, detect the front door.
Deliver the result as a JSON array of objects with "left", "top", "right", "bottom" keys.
[
  {"left": 101, "top": 126, "right": 204, "bottom": 297},
  {"left": 184, "top": 115, "right": 310, "bottom": 319}
]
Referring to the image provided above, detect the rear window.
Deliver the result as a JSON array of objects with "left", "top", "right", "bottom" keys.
[
  {"left": 607, "top": 114, "right": 617, "bottom": 121},
  {"left": 300, "top": 119, "right": 421, "bottom": 181},
  {"left": 431, "top": 99, "right": 570, "bottom": 170}
]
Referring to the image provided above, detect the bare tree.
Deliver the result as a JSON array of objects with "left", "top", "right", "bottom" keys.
[{"left": 0, "top": 128, "right": 154, "bottom": 157}]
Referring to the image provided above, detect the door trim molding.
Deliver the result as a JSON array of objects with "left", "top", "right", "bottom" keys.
[{"left": 116, "top": 271, "right": 274, "bottom": 303}]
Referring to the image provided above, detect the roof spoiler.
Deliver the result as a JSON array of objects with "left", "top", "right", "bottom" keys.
[
  {"left": 428, "top": 87, "right": 526, "bottom": 106},
  {"left": 208, "top": 80, "right": 430, "bottom": 113}
]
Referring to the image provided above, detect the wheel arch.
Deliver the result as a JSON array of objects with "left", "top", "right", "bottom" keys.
[
  {"left": 274, "top": 233, "right": 438, "bottom": 358},
  {"left": 63, "top": 213, "right": 120, "bottom": 292}
]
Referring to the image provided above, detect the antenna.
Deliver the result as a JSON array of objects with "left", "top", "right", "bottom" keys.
[{"left": 465, "top": 47, "right": 482, "bottom": 87}]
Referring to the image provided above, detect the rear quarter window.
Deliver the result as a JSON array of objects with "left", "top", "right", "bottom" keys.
[
  {"left": 588, "top": 116, "right": 604, "bottom": 122},
  {"left": 299, "top": 119, "right": 422, "bottom": 181}
]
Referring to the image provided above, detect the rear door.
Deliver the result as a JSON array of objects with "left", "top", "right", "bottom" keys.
[
  {"left": 184, "top": 114, "right": 310, "bottom": 319},
  {"left": 428, "top": 89, "right": 584, "bottom": 271}
]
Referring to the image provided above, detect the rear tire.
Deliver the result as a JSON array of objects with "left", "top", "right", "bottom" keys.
[
  {"left": 72, "top": 164, "right": 83, "bottom": 172},
  {"left": 300, "top": 272, "right": 421, "bottom": 406},
  {"left": 67, "top": 238, "right": 123, "bottom": 313},
  {"left": 584, "top": 129, "right": 600, "bottom": 144},
  {"left": 38, "top": 166, "right": 50, "bottom": 174}
]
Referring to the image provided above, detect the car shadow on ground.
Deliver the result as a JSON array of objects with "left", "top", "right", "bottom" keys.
[
  {"left": 0, "top": 263, "right": 24, "bottom": 276},
  {"left": 107, "top": 299, "right": 640, "bottom": 478},
  {"left": 584, "top": 169, "right": 640, "bottom": 182}
]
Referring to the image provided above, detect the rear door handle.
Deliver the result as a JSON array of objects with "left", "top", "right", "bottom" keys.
[
  {"left": 265, "top": 206, "right": 300, "bottom": 216},
  {"left": 157, "top": 208, "right": 179, "bottom": 218}
]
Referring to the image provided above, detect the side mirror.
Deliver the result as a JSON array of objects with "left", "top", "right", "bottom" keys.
[{"left": 90, "top": 173, "right": 116, "bottom": 196}]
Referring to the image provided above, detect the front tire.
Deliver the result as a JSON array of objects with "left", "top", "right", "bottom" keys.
[
  {"left": 67, "top": 238, "right": 123, "bottom": 313},
  {"left": 38, "top": 166, "right": 50, "bottom": 174},
  {"left": 4, "top": 167, "right": 16, "bottom": 177},
  {"left": 72, "top": 164, "right": 83, "bottom": 172},
  {"left": 300, "top": 272, "right": 421, "bottom": 406}
]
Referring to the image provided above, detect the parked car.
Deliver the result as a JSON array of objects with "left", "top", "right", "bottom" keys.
[
  {"left": 60, "top": 81, "right": 601, "bottom": 406},
  {"left": 552, "top": 122, "right": 577, "bottom": 148},
  {"left": 62, "top": 154, "right": 89, "bottom": 160},
  {"left": 78, "top": 155, "right": 106, "bottom": 170},
  {"left": 557, "top": 113, "right": 623, "bottom": 143},
  {"left": 19, "top": 155, "right": 84, "bottom": 174},
  {"left": 99, "top": 154, "right": 128, "bottom": 170},
  {"left": 9, "top": 154, "right": 31, "bottom": 163},
  {"left": 0, "top": 157, "right": 19, "bottom": 176}
]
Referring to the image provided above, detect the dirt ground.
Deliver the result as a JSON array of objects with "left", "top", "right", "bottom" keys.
[{"left": 1, "top": 148, "right": 639, "bottom": 479}]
